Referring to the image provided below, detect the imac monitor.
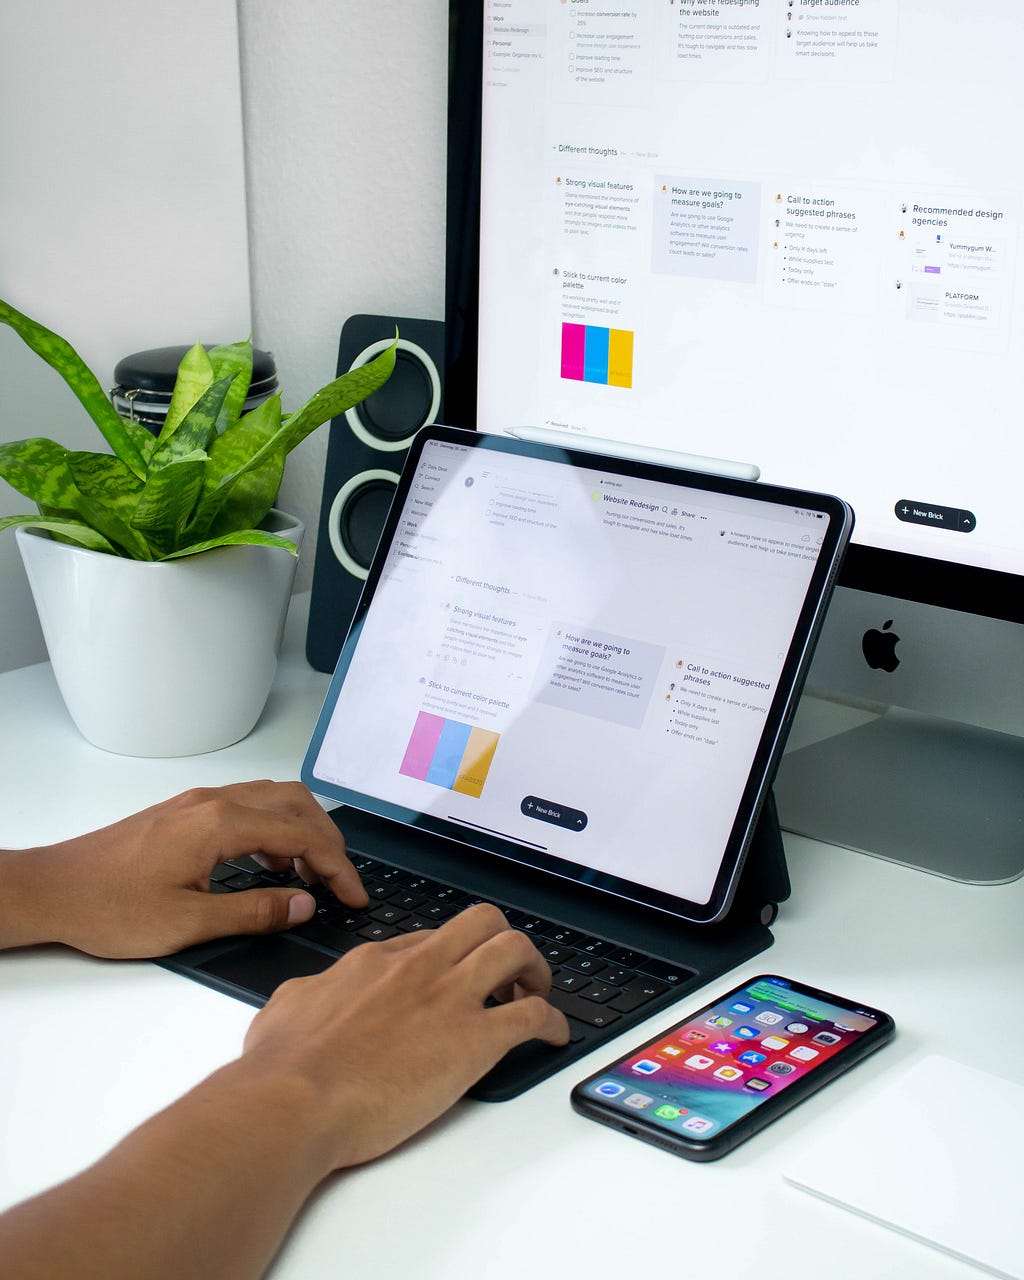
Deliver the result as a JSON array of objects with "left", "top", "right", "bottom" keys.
[{"left": 444, "top": 0, "right": 1023, "bottom": 882}]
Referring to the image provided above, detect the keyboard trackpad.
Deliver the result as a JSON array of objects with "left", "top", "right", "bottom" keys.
[{"left": 197, "top": 936, "right": 334, "bottom": 998}]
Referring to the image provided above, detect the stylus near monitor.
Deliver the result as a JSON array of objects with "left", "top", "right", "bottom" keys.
[
  {"left": 444, "top": 1, "right": 1024, "bottom": 882},
  {"left": 505, "top": 426, "right": 761, "bottom": 483}
]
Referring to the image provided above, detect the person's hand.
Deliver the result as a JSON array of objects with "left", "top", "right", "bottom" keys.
[
  {"left": 242, "top": 903, "right": 571, "bottom": 1172},
  {"left": 8, "top": 781, "right": 367, "bottom": 958}
]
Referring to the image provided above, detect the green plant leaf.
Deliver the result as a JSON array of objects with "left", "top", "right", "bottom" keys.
[
  {"left": 130, "top": 455, "right": 209, "bottom": 556},
  {"left": 208, "top": 339, "right": 254, "bottom": 434},
  {"left": 0, "top": 438, "right": 81, "bottom": 509},
  {"left": 160, "top": 527, "right": 299, "bottom": 560},
  {"left": 150, "top": 377, "right": 231, "bottom": 468},
  {"left": 190, "top": 340, "right": 398, "bottom": 529},
  {"left": 0, "top": 513, "right": 120, "bottom": 553},
  {"left": 281, "top": 339, "right": 397, "bottom": 453},
  {"left": 187, "top": 394, "right": 284, "bottom": 539},
  {"left": 0, "top": 439, "right": 147, "bottom": 558},
  {"left": 160, "top": 342, "right": 214, "bottom": 442},
  {"left": 0, "top": 297, "right": 149, "bottom": 479},
  {"left": 67, "top": 452, "right": 144, "bottom": 505},
  {"left": 207, "top": 452, "right": 285, "bottom": 539},
  {"left": 65, "top": 452, "right": 153, "bottom": 558}
]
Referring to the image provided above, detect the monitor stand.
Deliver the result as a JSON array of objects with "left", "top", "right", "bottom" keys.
[{"left": 775, "top": 704, "right": 1024, "bottom": 885}]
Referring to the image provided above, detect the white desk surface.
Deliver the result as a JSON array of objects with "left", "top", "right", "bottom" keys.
[{"left": 1, "top": 595, "right": 1020, "bottom": 1280}]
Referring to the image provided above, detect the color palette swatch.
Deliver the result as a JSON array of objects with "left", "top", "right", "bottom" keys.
[
  {"left": 561, "top": 322, "right": 633, "bottom": 387},
  {"left": 399, "top": 711, "right": 500, "bottom": 798}
]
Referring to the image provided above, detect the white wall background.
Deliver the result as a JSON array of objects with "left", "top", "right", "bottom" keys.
[
  {"left": 237, "top": 0, "right": 448, "bottom": 593},
  {"left": 0, "top": 0, "right": 449, "bottom": 673}
]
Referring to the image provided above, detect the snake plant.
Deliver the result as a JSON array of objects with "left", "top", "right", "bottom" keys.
[{"left": 0, "top": 298, "right": 395, "bottom": 560}]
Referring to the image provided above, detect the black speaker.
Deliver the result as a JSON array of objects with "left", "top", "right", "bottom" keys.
[{"left": 306, "top": 315, "right": 445, "bottom": 672}]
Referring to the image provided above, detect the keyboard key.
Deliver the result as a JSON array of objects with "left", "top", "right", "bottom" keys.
[
  {"left": 225, "top": 856, "right": 266, "bottom": 875},
  {"left": 607, "top": 947, "right": 648, "bottom": 968},
  {"left": 547, "top": 989, "right": 622, "bottom": 1028},
  {"left": 351, "top": 856, "right": 381, "bottom": 875},
  {"left": 536, "top": 943, "right": 573, "bottom": 966},
  {"left": 420, "top": 901, "right": 458, "bottom": 922},
  {"left": 311, "top": 893, "right": 347, "bottom": 917},
  {"left": 223, "top": 872, "right": 262, "bottom": 891},
  {"left": 541, "top": 925, "right": 583, "bottom": 946},
  {"left": 404, "top": 877, "right": 439, "bottom": 895},
  {"left": 401, "top": 915, "right": 435, "bottom": 932},
  {"left": 358, "top": 922, "right": 400, "bottom": 942},
  {"left": 636, "top": 959, "right": 692, "bottom": 985},
  {"left": 576, "top": 938, "right": 614, "bottom": 958},
  {"left": 209, "top": 864, "right": 237, "bottom": 883},
  {"left": 391, "top": 892, "right": 426, "bottom": 911},
  {"left": 564, "top": 954, "right": 607, "bottom": 977},
  {"left": 552, "top": 971, "right": 591, "bottom": 992},
  {"left": 257, "top": 869, "right": 299, "bottom": 886},
  {"left": 516, "top": 917, "right": 552, "bottom": 935},
  {"left": 609, "top": 979, "right": 668, "bottom": 1013},
  {"left": 433, "top": 886, "right": 467, "bottom": 904},
  {"left": 335, "top": 910, "right": 372, "bottom": 931},
  {"left": 579, "top": 983, "right": 618, "bottom": 1004},
  {"left": 370, "top": 905, "right": 409, "bottom": 926},
  {"left": 596, "top": 967, "right": 636, "bottom": 987}
]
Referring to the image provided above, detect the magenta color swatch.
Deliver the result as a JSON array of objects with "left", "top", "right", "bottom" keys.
[
  {"left": 399, "top": 710, "right": 446, "bottom": 781},
  {"left": 561, "top": 323, "right": 586, "bottom": 380}
]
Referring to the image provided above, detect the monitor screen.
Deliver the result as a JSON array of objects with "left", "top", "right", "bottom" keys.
[
  {"left": 443, "top": 0, "right": 1023, "bottom": 881},
  {"left": 444, "top": 0, "right": 1022, "bottom": 622}
]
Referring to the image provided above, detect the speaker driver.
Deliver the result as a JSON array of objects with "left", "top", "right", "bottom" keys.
[
  {"left": 327, "top": 469, "right": 401, "bottom": 581},
  {"left": 345, "top": 337, "right": 442, "bottom": 451}
]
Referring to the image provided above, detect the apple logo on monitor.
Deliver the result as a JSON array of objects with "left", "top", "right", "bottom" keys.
[{"left": 862, "top": 619, "right": 901, "bottom": 672}]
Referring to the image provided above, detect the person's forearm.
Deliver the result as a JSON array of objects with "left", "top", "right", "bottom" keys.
[
  {"left": 0, "top": 846, "right": 63, "bottom": 950},
  {"left": 0, "top": 1057, "right": 334, "bottom": 1280}
]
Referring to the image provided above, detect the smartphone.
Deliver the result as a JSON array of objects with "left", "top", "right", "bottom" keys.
[{"left": 571, "top": 974, "right": 895, "bottom": 1161}]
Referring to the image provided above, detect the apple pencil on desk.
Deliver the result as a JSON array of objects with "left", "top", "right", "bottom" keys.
[{"left": 503, "top": 426, "right": 761, "bottom": 482}]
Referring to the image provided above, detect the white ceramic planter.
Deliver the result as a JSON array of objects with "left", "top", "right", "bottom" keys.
[{"left": 16, "top": 510, "right": 304, "bottom": 757}]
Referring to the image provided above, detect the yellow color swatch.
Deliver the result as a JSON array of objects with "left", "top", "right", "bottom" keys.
[
  {"left": 453, "top": 727, "right": 501, "bottom": 798},
  {"left": 607, "top": 328, "right": 634, "bottom": 388}
]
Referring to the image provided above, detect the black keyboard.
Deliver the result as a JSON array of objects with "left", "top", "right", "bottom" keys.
[{"left": 210, "top": 853, "right": 693, "bottom": 1042}]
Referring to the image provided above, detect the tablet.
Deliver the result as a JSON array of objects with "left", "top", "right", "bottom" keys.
[{"left": 302, "top": 425, "right": 852, "bottom": 925}]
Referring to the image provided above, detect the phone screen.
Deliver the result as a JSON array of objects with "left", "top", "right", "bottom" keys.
[{"left": 573, "top": 975, "right": 893, "bottom": 1156}]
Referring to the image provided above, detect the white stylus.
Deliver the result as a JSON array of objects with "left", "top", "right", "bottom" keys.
[{"left": 504, "top": 425, "right": 761, "bottom": 481}]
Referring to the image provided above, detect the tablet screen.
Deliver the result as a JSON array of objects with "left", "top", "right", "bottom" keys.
[{"left": 304, "top": 428, "right": 851, "bottom": 923}]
